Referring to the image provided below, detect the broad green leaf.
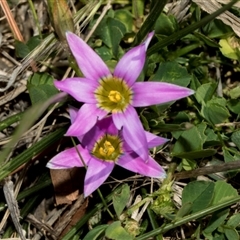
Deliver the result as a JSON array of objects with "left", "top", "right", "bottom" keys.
[
  {"left": 95, "top": 45, "right": 112, "bottom": 61},
  {"left": 112, "top": 184, "right": 130, "bottom": 217},
  {"left": 181, "top": 158, "right": 197, "bottom": 171},
  {"left": 229, "top": 86, "right": 240, "bottom": 99},
  {"left": 201, "top": 101, "right": 230, "bottom": 125},
  {"left": 27, "top": 73, "right": 59, "bottom": 105},
  {"left": 219, "top": 38, "right": 240, "bottom": 60},
  {"left": 195, "top": 82, "right": 217, "bottom": 104},
  {"left": 172, "top": 125, "right": 207, "bottom": 154},
  {"left": 182, "top": 181, "right": 214, "bottom": 213},
  {"left": 152, "top": 61, "right": 191, "bottom": 87},
  {"left": 203, "top": 19, "right": 233, "bottom": 38},
  {"left": 15, "top": 40, "right": 30, "bottom": 58},
  {"left": 96, "top": 17, "right": 126, "bottom": 58},
  {"left": 83, "top": 225, "right": 108, "bottom": 240},
  {"left": 227, "top": 213, "right": 240, "bottom": 228},
  {"left": 105, "top": 221, "right": 133, "bottom": 240},
  {"left": 203, "top": 209, "right": 229, "bottom": 235},
  {"left": 15, "top": 36, "right": 41, "bottom": 58},
  {"left": 212, "top": 181, "right": 238, "bottom": 205},
  {"left": 115, "top": 9, "right": 133, "bottom": 32},
  {"left": 223, "top": 227, "right": 239, "bottom": 240},
  {"left": 223, "top": 148, "right": 235, "bottom": 163},
  {"left": 227, "top": 99, "right": 240, "bottom": 114},
  {"left": 175, "top": 202, "right": 192, "bottom": 219},
  {"left": 205, "top": 128, "right": 218, "bottom": 142},
  {"left": 154, "top": 13, "right": 177, "bottom": 35},
  {"left": 231, "top": 131, "right": 240, "bottom": 150}
]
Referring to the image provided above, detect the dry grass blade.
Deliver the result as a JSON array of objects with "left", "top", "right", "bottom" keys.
[
  {"left": 3, "top": 179, "right": 26, "bottom": 240},
  {"left": 0, "top": 0, "right": 24, "bottom": 41},
  {"left": 193, "top": 0, "right": 240, "bottom": 37}
]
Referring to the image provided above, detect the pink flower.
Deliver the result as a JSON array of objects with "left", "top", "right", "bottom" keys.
[
  {"left": 47, "top": 108, "right": 168, "bottom": 197},
  {"left": 54, "top": 32, "right": 194, "bottom": 160}
]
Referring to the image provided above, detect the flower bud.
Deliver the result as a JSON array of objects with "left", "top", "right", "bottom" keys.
[{"left": 47, "top": 0, "right": 74, "bottom": 41}]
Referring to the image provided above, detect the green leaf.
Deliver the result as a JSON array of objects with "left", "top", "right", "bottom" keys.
[
  {"left": 82, "top": 225, "right": 108, "bottom": 240},
  {"left": 181, "top": 158, "right": 197, "bottom": 171},
  {"left": 182, "top": 181, "right": 215, "bottom": 213},
  {"left": 112, "top": 184, "right": 130, "bottom": 217},
  {"left": 152, "top": 61, "right": 191, "bottom": 87},
  {"left": 193, "top": 32, "right": 220, "bottom": 48},
  {"left": 15, "top": 40, "right": 30, "bottom": 58},
  {"left": 0, "top": 128, "right": 66, "bottom": 181},
  {"left": 27, "top": 73, "right": 59, "bottom": 105},
  {"left": 96, "top": 17, "right": 126, "bottom": 58},
  {"left": 219, "top": 38, "right": 240, "bottom": 60},
  {"left": 148, "top": 0, "right": 239, "bottom": 55},
  {"left": 224, "top": 228, "right": 239, "bottom": 240},
  {"left": 105, "top": 221, "right": 133, "bottom": 240},
  {"left": 95, "top": 45, "right": 112, "bottom": 61},
  {"left": 227, "top": 213, "right": 240, "bottom": 228},
  {"left": 227, "top": 99, "right": 240, "bottom": 114},
  {"left": 115, "top": 10, "right": 133, "bottom": 32},
  {"left": 212, "top": 181, "right": 238, "bottom": 205},
  {"left": 132, "top": 0, "right": 167, "bottom": 46},
  {"left": 203, "top": 209, "right": 229, "bottom": 235},
  {"left": 229, "top": 86, "right": 240, "bottom": 99},
  {"left": 195, "top": 83, "right": 217, "bottom": 104},
  {"left": 201, "top": 100, "right": 230, "bottom": 125},
  {"left": 172, "top": 125, "right": 206, "bottom": 154},
  {"left": 173, "top": 149, "right": 217, "bottom": 159},
  {"left": 203, "top": 19, "right": 233, "bottom": 38},
  {"left": 154, "top": 13, "right": 178, "bottom": 35},
  {"left": 231, "top": 131, "right": 240, "bottom": 150}
]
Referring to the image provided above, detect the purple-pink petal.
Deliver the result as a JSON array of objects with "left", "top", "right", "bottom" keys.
[
  {"left": 117, "top": 153, "right": 166, "bottom": 178},
  {"left": 54, "top": 78, "right": 97, "bottom": 103},
  {"left": 69, "top": 106, "right": 78, "bottom": 123},
  {"left": 46, "top": 145, "right": 91, "bottom": 169},
  {"left": 145, "top": 131, "right": 169, "bottom": 148},
  {"left": 113, "top": 106, "right": 148, "bottom": 161},
  {"left": 84, "top": 158, "right": 114, "bottom": 197},
  {"left": 66, "top": 32, "right": 111, "bottom": 81},
  {"left": 113, "top": 32, "right": 154, "bottom": 87},
  {"left": 66, "top": 103, "right": 107, "bottom": 137},
  {"left": 132, "top": 82, "right": 195, "bottom": 107},
  {"left": 81, "top": 116, "right": 118, "bottom": 149}
]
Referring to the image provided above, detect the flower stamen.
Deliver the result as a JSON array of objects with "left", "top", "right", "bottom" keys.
[
  {"left": 99, "top": 140, "right": 115, "bottom": 157},
  {"left": 95, "top": 77, "right": 132, "bottom": 113},
  {"left": 108, "top": 90, "right": 122, "bottom": 103},
  {"left": 92, "top": 134, "right": 123, "bottom": 161}
]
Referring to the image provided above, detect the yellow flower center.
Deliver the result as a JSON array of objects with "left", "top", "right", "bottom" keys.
[
  {"left": 99, "top": 141, "right": 115, "bottom": 157},
  {"left": 92, "top": 134, "right": 123, "bottom": 161},
  {"left": 95, "top": 77, "right": 132, "bottom": 113},
  {"left": 108, "top": 90, "right": 122, "bottom": 103}
]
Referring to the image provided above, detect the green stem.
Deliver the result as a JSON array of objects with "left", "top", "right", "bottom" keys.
[
  {"left": 27, "top": 0, "right": 42, "bottom": 38},
  {"left": 147, "top": 0, "right": 239, "bottom": 56},
  {"left": 62, "top": 184, "right": 125, "bottom": 240},
  {"left": 71, "top": 138, "right": 114, "bottom": 219},
  {"left": 0, "top": 112, "right": 23, "bottom": 132},
  {"left": 136, "top": 196, "right": 240, "bottom": 240},
  {"left": 132, "top": 0, "right": 168, "bottom": 46},
  {"left": 0, "top": 127, "right": 66, "bottom": 181},
  {"left": 71, "top": 137, "right": 87, "bottom": 169},
  {"left": 97, "top": 189, "right": 114, "bottom": 219}
]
